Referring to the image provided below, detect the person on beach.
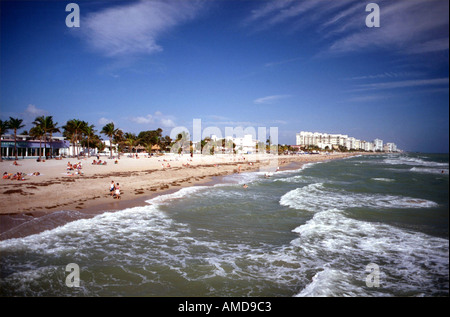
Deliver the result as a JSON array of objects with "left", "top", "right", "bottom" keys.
[
  {"left": 115, "top": 183, "right": 121, "bottom": 199},
  {"left": 110, "top": 181, "right": 115, "bottom": 196}
]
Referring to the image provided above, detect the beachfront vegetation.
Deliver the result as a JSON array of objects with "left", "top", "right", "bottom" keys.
[
  {"left": 4, "top": 114, "right": 247, "bottom": 159},
  {"left": 62, "top": 119, "right": 86, "bottom": 159},
  {"left": 33, "top": 116, "right": 60, "bottom": 159},
  {"left": 100, "top": 122, "right": 119, "bottom": 159},
  {"left": 29, "top": 125, "right": 45, "bottom": 161},
  {"left": 3, "top": 115, "right": 365, "bottom": 160}
]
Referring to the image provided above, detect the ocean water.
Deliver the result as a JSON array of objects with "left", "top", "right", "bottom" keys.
[{"left": 0, "top": 153, "right": 448, "bottom": 297}]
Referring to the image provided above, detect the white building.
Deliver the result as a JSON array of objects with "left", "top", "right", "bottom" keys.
[
  {"left": 296, "top": 131, "right": 348, "bottom": 149},
  {"left": 208, "top": 134, "right": 256, "bottom": 154},
  {"left": 226, "top": 134, "right": 256, "bottom": 154},
  {"left": 384, "top": 142, "right": 397, "bottom": 152},
  {"left": 373, "top": 139, "right": 383, "bottom": 152},
  {"left": 361, "top": 140, "right": 374, "bottom": 152},
  {"left": 296, "top": 131, "right": 391, "bottom": 152}
]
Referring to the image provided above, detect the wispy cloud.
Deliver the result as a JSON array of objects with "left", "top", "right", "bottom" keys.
[
  {"left": 98, "top": 117, "right": 114, "bottom": 126},
  {"left": 130, "top": 114, "right": 154, "bottom": 125},
  {"left": 243, "top": 0, "right": 449, "bottom": 56},
  {"left": 354, "top": 78, "right": 449, "bottom": 92},
  {"left": 77, "top": 0, "right": 204, "bottom": 57},
  {"left": 129, "top": 111, "right": 176, "bottom": 128},
  {"left": 264, "top": 56, "right": 302, "bottom": 67},
  {"left": 345, "top": 71, "right": 424, "bottom": 81},
  {"left": 254, "top": 94, "right": 292, "bottom": 104},
  {"left": 327, "top": 0, "right": 449, "bottom": 55},
  {"left": 243, "top": 0, "right": 355, "bottom": 33},
  {"left": 18, "top": 104, "right": 49, "bottom": 128},
  {"left": 23, "top": 104, "right": 47, "bottom": 118}
]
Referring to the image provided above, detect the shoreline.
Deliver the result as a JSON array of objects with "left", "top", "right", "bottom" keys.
[{"left": 0, "top": 152, "right": 365, "bottom": 240}]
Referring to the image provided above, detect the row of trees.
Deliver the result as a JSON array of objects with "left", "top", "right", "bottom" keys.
[
  {"left": 0, "top": 116, "right": 176, "bottom": 161},
  {"left": 0, "top": 115, "right": 303, "bottom": 161}
]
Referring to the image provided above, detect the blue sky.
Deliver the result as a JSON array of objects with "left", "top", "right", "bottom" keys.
[{"left": 1, "top": 0, "right": 448, "bottom": 152}]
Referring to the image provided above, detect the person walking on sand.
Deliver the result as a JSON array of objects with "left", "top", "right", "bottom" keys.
[
  {"left": 115, "top": 183, "right": 121, "bottom": 199},
  {"left": 110, "top": 180, "right": 115, "bottom": 196}
]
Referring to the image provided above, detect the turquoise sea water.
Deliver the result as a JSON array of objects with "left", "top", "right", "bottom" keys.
[{"left": 0, "top": 153, "right": 448, "bottom": 296}]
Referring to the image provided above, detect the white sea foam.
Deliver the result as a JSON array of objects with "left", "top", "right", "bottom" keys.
[
  {"left": 383, "top": 156, "right": 448, "bottom": 168},
  {"left": 292, "top": 208, "right": 449, "bottom": 296},
  {"left": 371, "top": 178, "right": 395, "bottom": 182},
  {"left": 410, "top": 167, "right": 449, "bottom": 175},
  {"left": 145, "top": 185, "right": 209, "bottom": 205},
  {"left": 279, "top": 183, "right": 438, "bottom": 212},
  {"left": 295, "top": 267, "right": 374, "bottom": 297}
]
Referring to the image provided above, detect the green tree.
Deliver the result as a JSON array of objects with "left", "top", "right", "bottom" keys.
[
  {"left": 62, "top": 119, "right": 85, "bottom": 159},
  {"left": 82, "top": 123, "right": 96, "bottom": 157},
  {"left": 33, "top": 116, "right": 60, "bottom": 158},
  {"left": 124, "top": 132, "right": 138, "bottom": 155},
  {"left": 101, "top": 122, "right": 118, "bottom": 159},
  {"left": 137, "top": 129, "right": 162, "bottom": 148},
  {"left": 29, "top": 125, "right": 45, "bottom": 161},
  {"left": 113, "top": 129, "right": 124, "bottom": 158},
  {"left": 8, "top": 117, "right": 25, "bottom": 160}
]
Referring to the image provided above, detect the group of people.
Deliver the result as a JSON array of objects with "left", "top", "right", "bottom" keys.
[
  {"left": 3, "top": 171, "right": 25, "bottom": 180},
  {"left": 92, "top": 159, "right": 107, "bottom": 165},
  {"left": 2, "top": 171, "right": 41, "bottom": 181},
  {"left": 67, "top": 162, "right": 83, "bottom": 171},
  {"left": 66, "top": 161, "right": 84, "bottom": 176},
  {"left": 109, "top": 181, "right": 121, "bottom": 199}
]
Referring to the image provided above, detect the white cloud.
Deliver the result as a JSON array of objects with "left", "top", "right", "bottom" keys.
[
  {"left": 160, "top": 118, "right": 176, "bottom": 128},
  {"left": 327, "top": 0, "right": 449, "bottom": 55},
  {"left": 130, "top": 115, "right": 154, "bottom": 124},
  {"left": 129, "top": 111, "right": 176, "bottom": 128},
  {"left": 354, "top": 78, "right": 449, "bottom": 92},
  {"left": 254, "top": 95, "right": 292, "bottom": 104},
  {"left": 78, "top": 0, "right": 204, "bottom": 57},
  {"left": 244, "top": 0, "right": 449, "bottom": 56},
  {"left": 23, "top": 104, "right": 47, "bottom": 117},
  {"left": 98, "top": 117, "right": 114, "bottom": 126}
]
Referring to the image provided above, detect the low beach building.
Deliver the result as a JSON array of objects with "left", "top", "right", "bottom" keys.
[{"left": 1, "top": 134, "right": 69, "bottom": 159}]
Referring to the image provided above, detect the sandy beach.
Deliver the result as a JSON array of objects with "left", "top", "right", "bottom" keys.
[{"left": 0, "top": 152, "right": 361, "bottom": 240}]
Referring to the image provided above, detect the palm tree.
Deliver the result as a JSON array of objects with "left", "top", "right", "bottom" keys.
[
  {"left": 8, "top": 117, "right": 25, "bottom": 160},
  {"left": 124, "top": 132, "right": 138, "bottom": 155},
  {"left": 114, "top": 129, "right": 124, "bottom": 159},
  {"left": 62, "top": 119, "right": 85, "bottom": 159},
  {"left": 0, "top": 119, "right": 10, "bottom": 162},
  {"left": 33, "top": 116, "right": 60, "bottom": 159},
  {"left": 82, "top": 123, "right": 96, "bottom": 157},
  {"left": 29, "top": 125, "right": 45, "bottom": 161},
  {"left": 101, "top": 122, "right": 118, "bottom": 159},
  {"left": 47, "top": 118, "right": 60, "bottom": 158}
]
